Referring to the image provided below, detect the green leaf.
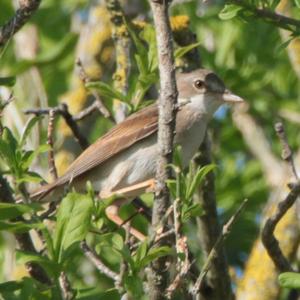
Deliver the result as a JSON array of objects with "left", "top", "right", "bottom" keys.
[
  {"left": 173, "top": 145, "right": 183, "bottom": 169},
  {"left": 175, "top": 41, "right": 202, "bottom": 60},
  {"left": 140, "top": 24, "right": 158, "bottom": 72},
  {"left": 16, "top": 250, "right": 61, "bottom": 277},
  {"left": 166, "top": 179, "right": 177, "bottom": 199},
  {"left": 124, "top": 274, "right": 144, "bottom": 297},
  {"left": 139, "top": 246, "right": 173, "bottom": 269},
  {"left": 20, "top": 116, "right": 43, "bottom": 147},
  {"left": 182, "top": 203, "right": 203, "bottom": 222},
  {"left": 295, "top": 0, "right": 300, "bottom": 8},
  {"left": 279, "top": 272, "right": 300, "bottom": 289},
  {"left": 0, "top": 280, "right": 23, "bottom": 292},
  {"left": 135, "top": 54, "right": 148, "bottom": 77},
  {"left": 0, "top": 221, "right": 44, "bottom": 233},
  {"left": 186, "top": 164, "right": 215, "bottom": 200},
  {"left": 219, "top": 4, "right": 243, "bottom": 20},
  {"left": 277, "top": 37, "right": 294, "bottom": 52},
  {"left": 86, "top": 81, "right": 127, "bottom": 102},
  {"left": 53, "top": 192, "right": 93, "bottom": 263},
  {"left": 115, "top": 246, "right": 136, "bottom": 272},
  {"left": 97, "top": 232, "right": 124, "bottom": 251},
  {"left": 134, "top": 241, "right": 148, "bottom": 264},
  {"left": 21, "top": 144, "right": 50, "bottom": 170},
  {"left": 0, "top": 203, "right": 42, "bottom": 220},
  {"left": 0, "top": 127, "right": 18, "bottom": 169},
  {"left": 0, "top": 76, "right": 16, "bottom": 87},
  {"left": 16, "top": 172, "right": 44, "bottom": 184},
  {"left": 126, "top": 21, "right": 149, "bottom": 75}
]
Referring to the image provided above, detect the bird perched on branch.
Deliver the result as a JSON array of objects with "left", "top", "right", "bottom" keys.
[{"left": 30, "top": 68, "right": 244, "bottom": 240}]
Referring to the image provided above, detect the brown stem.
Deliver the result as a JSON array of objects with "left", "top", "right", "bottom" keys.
[
  {"left": 80, "top": 240, "right": 120, "bottom": 282},
  {"left": 192, "top": 199, "right": 248, "bottom": 295},
  {"left": 274, "top": 121, "right": 298, "bottom": 181},
  {"left": 24, "top": 103, "right": 90, "bottom": 150},
  {"left": 47, "top": 109, "right": 58, "bottom": 180},
  {"left": 194, "top": 135, "right": 233, "bottom": 300},
  {"left": 0, "top": 0, "right": 42, "bottom": 48},
  {"left": 147, "top": 1, "right": 178, "bottom": 299},
  {"left": 262, "top": 182, "right": 300, "bottom": 272}
]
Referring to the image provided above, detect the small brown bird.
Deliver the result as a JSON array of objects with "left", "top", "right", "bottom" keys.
[{"left": 31, "top": 69, "right": 244, "bottom": 240}]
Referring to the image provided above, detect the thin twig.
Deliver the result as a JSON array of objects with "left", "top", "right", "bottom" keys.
[
  {"left": 59, "top": 103, "right": 89, "bottom": 150},
  {"left": 262, "top": 182, "right": 300, "bottom": 272},
  {"left": 0, "top": 93, "right": 14, "bottom": 136},
  {"left": 192, "top": 199, "right": 248, "bottom": 296},
  {"left": 166, "top": 260, "right": 192, "bottom": 299},
  {"left": 260, "top": 122, "right": 300, "bottom": 273},
  {"left": 59, "top": 271, "right": 74, "bottom": 300},
  {"left": 275, "top": 121, "right": 298, "bottom": 180},
  {"left": 80, "top": 240, "right": 120, "bottom": 282},
  {"left": 24, "top": 103, "right": 89, "bottom": 150},
  {"left": 75, "top": 58, "right": 114, "bottom": 123},
  {"left": 0, "top": 0, "right": 41, "bottom": 48},
  {"left": 47, "top": 109, "right": 58, "bottom": 180},
  {"left": 148, "top": 204, "right": 174, "bottom": 247},
  {"left": 230, "top": 0, "right": 300, "bottom": 32}
]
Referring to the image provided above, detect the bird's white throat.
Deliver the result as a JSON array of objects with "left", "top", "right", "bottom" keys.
[{"left": 179, "top": 93, "right": 222, "bottom": 117}]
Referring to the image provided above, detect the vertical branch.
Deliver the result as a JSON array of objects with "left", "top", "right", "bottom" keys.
[
  {"left": 106, "top": 0, "right": 131, "bottom": 123},
  {"left": 194, "top": 135, "right": 233, "bottom": 300},
  {"left": 47, "top": 109, "right": 58, "bottom": 180},
  {"left": 147, "top": 1, "right": 178, "bottom": 299}
]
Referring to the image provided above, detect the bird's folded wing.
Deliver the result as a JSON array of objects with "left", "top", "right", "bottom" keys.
[{"left": 31, "top": 104, "right": 158, "bottom": 199}]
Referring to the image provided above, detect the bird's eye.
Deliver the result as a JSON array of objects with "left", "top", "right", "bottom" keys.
[{"left": 194, "top": 79, "right": 205, "bottom": 89}]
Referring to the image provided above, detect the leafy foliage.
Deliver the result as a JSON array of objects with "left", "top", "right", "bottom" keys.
[
  {"left": 53, "top": 192, "right": 93, "bottom": 263},
  {"left": 0, "top": 0, "right": 299, "bottom": 298},
  {"left": 279, "top": 272, "right": 300, "bottom": 289}
]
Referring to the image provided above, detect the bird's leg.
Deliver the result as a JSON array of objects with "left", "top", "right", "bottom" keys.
[
  {"left": 100, "top": 179, "right": 156, "bottom": 199},
  {"left": 105, "top": 201, "right": 146, "bottom": 241},
  {"left": 102, "top": 179, "right": 156, "bottom": 241}
]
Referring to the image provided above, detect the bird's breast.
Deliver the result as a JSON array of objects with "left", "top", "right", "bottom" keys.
[{"left": 175, "top": 108, "right": 208, "bottom": 166}]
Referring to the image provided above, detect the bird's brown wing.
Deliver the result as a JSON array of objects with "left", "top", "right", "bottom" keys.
[{"left": 31, "top": 104, "right": 158, "bottom": 200}]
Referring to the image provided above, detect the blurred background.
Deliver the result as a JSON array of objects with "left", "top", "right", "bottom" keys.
[{"left": 0, "top": 0, "right": 299, "bottom": 299}]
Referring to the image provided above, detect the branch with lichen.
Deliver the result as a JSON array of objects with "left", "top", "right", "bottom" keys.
[
  {"left": 235, "top": 115, "right": 300, "bottom": 300},
  {"left": 261, "top": 122, "right": 299, "bottom": 273},
  {"left": 106, "top": 0, "right": 131, "bottom": 123}
]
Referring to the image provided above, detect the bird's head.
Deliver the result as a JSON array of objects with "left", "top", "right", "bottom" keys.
[{"left": 177, "top": 69, "right": 244, "bottom": 116}]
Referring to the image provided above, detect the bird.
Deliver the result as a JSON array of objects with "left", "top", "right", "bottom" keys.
[{"left": 30, "top": 68, "right": 244, "bottom": 240}]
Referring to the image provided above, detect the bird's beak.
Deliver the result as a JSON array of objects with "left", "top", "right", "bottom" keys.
[{"left": 222, "top": 89, "right": 244, "bottom": 103}]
